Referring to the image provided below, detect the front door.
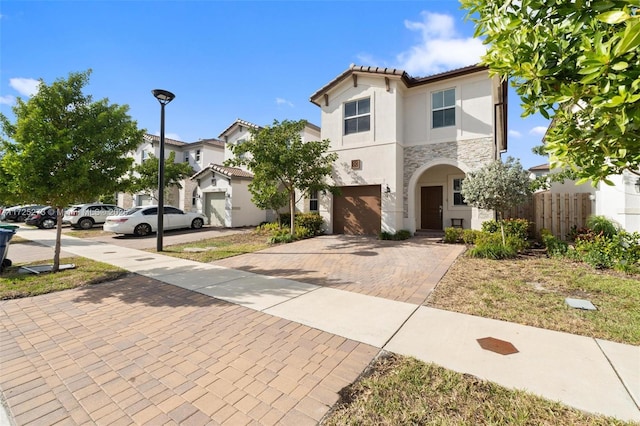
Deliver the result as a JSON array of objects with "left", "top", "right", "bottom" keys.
[{"left": 421, "top": 186, "right": 443, "bottom": 229}]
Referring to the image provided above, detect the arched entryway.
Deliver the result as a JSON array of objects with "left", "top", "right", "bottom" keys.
[{"left": 407, "top": 159, "right": 472, "bottom": 232}]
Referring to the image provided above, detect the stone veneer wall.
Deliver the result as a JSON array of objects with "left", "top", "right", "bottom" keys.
[
  {"left": 182, "top": 178, "right": 198, "bottom": 212},
  {"left": 403, "top": 137, "right": 495, "bottom": 218}
]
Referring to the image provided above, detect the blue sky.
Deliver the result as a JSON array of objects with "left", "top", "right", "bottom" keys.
[{"left": 0, "top": 0, "right": 550, "bottom": 169}]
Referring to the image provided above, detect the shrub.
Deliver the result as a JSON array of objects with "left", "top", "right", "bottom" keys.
[
  {"left": 462, "top": 229, "right": 480, "bottom": 244},
  {"left": 481, "top": 220, "right": 500, "bottom": 234},
  {"left": 541, "top": 230, "right": 568, "bottom": 257},
  {"left": 294, "top": 225, "right": 312, "bottom": 240},
  {"left": 295, "top": 213, "right": 324, "bottom": 236},
  {"left": 379, "top": 230, "right": 412, "bottom": 241},
  {"left": 468, "top": 232, "right": 518, "bottom": 259},
  {"left": 444, "top": 227, "right": 463, "bottom": 244},
  {"left": 574, "top": 230, "right": 640, "bottom": 272},
  {"left": 379, "top": 231, "right": 393, "bottom": 240},
  {"left": 482, "top": 218, "right": 530, "bottom": 240},
  {"left": 255, "top": 222, "right": 282, "bottom": 235},
  {"left": 585, "top": 215, "right": 619, "bottom": 238},
  {"left": 394, "top": 229, "right": 412, "bottom": 240}
]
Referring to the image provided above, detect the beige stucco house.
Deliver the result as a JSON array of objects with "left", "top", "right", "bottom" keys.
[
  {"left": 118, "top": 134, "right": 225, "bottom": 211},
  {"left": 189, "top": 118, "right": 323, "bottom": 227},
  {"left": 309, "top": 64, "right": 508, "bottom": 235}
]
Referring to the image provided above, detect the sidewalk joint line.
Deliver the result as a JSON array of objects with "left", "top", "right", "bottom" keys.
[{"left": 594, "top": 338, "right": 640, "bottom": 412}]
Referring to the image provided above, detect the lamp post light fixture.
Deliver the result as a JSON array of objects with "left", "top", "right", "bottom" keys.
[{"left": 151, "top": 89, "right": 175, "bottom": 252}]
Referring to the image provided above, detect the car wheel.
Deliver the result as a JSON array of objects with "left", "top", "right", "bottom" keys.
[
  {"left": 134, "top": 223, "right": 152, "bottom": 237},
  {"left": 41, "top": 218, "right": 56, "bottom": 229},
  {"left": 78, "top": 218, "right": 94, "bottom": 230},
  {"left": 2, "top": 258, "right": 11, "bottom": 267},
  {"left": 191, "top": 218, "right": 204, "bottom": 229}
]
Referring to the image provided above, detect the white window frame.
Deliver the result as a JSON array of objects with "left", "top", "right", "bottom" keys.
[
  {"left": 195, "top": 149, "right": 201, "bottom": 162},
  {"left": 344, "top": 98, "right": 370, "bottom": 135},
  {"left": 309, "top": 190, "right": 319, "bottom": 212},
  {"left": 432, "top": 88, "right": 456, "bottom": 129},
  {"left": 450, "top": 175, "right": 467, "bottom": 208},
  {"left": 184, "top": 151, "right": 189, "bottom": 163}
]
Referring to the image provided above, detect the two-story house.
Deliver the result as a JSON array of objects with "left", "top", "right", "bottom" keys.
[
  {"left": 118, "top": 134, "right": 225, "bottom": 211},
  {"left": 189, "top": 118, "right": 323, "bottom": 227},
  {"left": 309, "top": 64, "right": 508, "bottom": 235}
]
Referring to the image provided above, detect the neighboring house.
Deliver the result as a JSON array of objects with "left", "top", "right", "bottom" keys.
[
  {"left": 309, "top": 64, "right": 508, "bottom": 235},
  {"left": 529, "top": 163, "right": 640, "bottom": 233},
  {"left": 189, "top": 118, "right": 322, "bottom": 227},
  {"left": 118, "top": 134, "right": 225, "bottom": 211}
]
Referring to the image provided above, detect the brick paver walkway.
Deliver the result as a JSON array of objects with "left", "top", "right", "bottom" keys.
[
  {"left": 0, "top": 275, "right": 377, "bottom": 425},
  {"left": 214, "top": 235, "right": 464, "bottom": 305}
]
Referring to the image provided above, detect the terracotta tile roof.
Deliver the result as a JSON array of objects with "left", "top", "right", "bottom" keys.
[
  {"left": 529, "top": 163, "right": 550, "bottom": 171},
  {"left": 190, "top": 163, "right": 254, "bottom": 180},
  {"left": 144, "top": 133, "right": 188, "bottom": 147},
  {"left": 218, "top": 119, "right": 261, "bottom": 138},
  {"left": 309, "top": 63, "right": 488, "bottom": 106},
  {"left": 191, "top": 138, "right": 225, "bottom": 149}
]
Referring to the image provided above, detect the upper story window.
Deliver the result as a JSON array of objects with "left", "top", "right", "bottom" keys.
[
  {"left": 432, "top": 88, "right": 455, "bottom": 128},
  {"left": 141, "top": 150, "right": 148, "bottom": 162},
  {"left": 344, "top": 98, "right": 370, "bottom": 135},
  {"left": 309, "top": 190, "right": 318, "bottom": 212},
  {"left": 184, "top": 151, "right": 189, "bottom": 163},
  {"left": 453, "top": 178, "right": 467, "bottom": 206},
  {"left": 196, "top": 149, "right": 201, "bottom": 162}
]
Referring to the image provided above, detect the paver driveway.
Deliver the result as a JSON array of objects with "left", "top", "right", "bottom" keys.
[
  {"left": 214, "top": 235, "right": 465, "bottom": 305},
  {"left": 1, "top": 275, "right": 377, "bottom": 425}
]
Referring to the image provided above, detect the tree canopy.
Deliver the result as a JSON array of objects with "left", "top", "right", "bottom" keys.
[
  {"left": 0, "top": 69, "right": 144, "bottom": 270},
  {"left": 225, "top": 119, "right": 337, "bottom": 235},
  {"left": 462, "top": 0, "right": 640, "bottom": 184},
  {"left": 126, "top": 151, "right": 194, "bottom": 202},
  {"left": 461, "top": 157, "right": 533, "bottom": 216}
]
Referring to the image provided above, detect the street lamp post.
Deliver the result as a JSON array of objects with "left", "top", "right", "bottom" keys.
[{"left": 151, "top": 89, "right": 175, "bottom": 252}]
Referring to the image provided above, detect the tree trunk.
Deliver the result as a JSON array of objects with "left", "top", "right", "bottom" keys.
[
  {"left": 53, "top": 207, "right": 63, "bottom": 272},
  {"left": 289, "top": 190, "right": 296, "bottom": 237}
]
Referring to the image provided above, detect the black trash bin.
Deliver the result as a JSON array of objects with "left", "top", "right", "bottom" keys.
[{"left": 0, "top": 225, "right": 19, "bottom": 272}]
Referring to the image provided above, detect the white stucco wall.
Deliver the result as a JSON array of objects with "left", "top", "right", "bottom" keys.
[
  {"left": 595, "top": 172, "right": 640, "bottom": 232},
  {"left": 230, "top": 180, "right": 267, "bottom": 227},
  {"left": 403, "top": 72, "right": 494, "bottom": 146}
]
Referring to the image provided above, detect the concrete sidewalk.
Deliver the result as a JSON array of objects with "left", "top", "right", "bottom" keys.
[{"left": 2, "top": 227, "right": 639, "bottom": 423}]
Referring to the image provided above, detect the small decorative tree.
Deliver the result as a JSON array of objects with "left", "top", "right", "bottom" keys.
[
  {"left": 225, "top": 119, "right": 338, "bottom": 237},
  {"left": 0, "top": 70, "right": 144, "bottom": 271},
  {"left": 460, "top": 157, "right": 533, "bottom": 244}
]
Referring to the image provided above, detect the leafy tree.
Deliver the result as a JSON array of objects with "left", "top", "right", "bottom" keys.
[
  {"left": 462, "top": 0, "right": 640, "bottom": 184},
  {"left": 461, "top": 157, "right": 533, "bottom": 243},
  {"left": 0, "top": 70, "right": 144, "bottom": 271},
  {"left": 225, "top": 119, "right": 338, "bottom": 236},
  {"left": 126, "top": 151, "right": 194, "bottom": 202}
]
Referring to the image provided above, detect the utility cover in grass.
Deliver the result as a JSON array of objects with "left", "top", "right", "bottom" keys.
[{"left": 565, "top": 298, "right": 597, "bottom": 311}]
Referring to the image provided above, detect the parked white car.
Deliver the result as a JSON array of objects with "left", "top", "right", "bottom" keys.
[
  {"left": 63, "top": 203, "right": 123, "bottom": 229},
  {"left": 103, "top": 205, "right": 208, "bottom": 236}
]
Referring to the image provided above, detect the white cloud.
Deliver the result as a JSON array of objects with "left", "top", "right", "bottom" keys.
[
  {"left": 396, "top": 11, "right": 486, "bottom": 76},
  {"left": 276, "top": 97, "right": 294, "bottom": 107},
  {"left": 9, "top": 78, "right": 40, "bottom": 97},
  {"left": 529, "top": 126, "right": 548, "bottom": 136},
  {"left": 508, "top": 130, "right": 522, "bottom": 138},
  {"left": 0, "top": 95, "right": 15, "bottom": 105}
]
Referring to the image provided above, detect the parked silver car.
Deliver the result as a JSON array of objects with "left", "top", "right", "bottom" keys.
[{"left": 63, "top": 203, "right": 124, "bottom": 229}]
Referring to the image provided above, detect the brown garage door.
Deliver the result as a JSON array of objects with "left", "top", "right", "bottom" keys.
[{"left": 333, "top": 185, "right": 381, "bottom": 235}]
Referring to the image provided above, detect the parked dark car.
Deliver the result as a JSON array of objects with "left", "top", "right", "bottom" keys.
[
  {"left": 25, "top": 207, "right": 58, "bottom": 229},
  {"left": 0, "top": 205, "right": 47, "bottom": 222}
]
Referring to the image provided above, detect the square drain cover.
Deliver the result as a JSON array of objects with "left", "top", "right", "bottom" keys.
[
  {"left": 477, "top": 337, "right": 519, "bottom": 355},
  {"left": 565, "top": 298, "right": 597, "bottom": 310}
]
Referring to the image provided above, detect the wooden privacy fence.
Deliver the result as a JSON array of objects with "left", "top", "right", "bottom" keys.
[{"left": 503, "top": 192, "right": 592, "bottom": 241}]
